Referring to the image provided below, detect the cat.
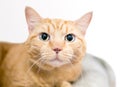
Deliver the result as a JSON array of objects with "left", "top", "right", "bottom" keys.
[
  {"left": 0, "top": 7, "right": 115, "bottom": 87},
  {"left": 0, "top": 6, "right": 91, "bottom": 87}
]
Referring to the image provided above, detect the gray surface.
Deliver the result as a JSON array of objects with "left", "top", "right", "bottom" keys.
[{"left": 72, "top": 53, "right": 116, "bottom": 87}]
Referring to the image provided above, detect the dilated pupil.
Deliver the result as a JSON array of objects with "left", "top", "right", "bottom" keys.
[
  {"left": 66, "top": 34, "right": 74, "bottom": 41},
  {"left": 41, "top": 33, "right": 49, "bottom": 40}
]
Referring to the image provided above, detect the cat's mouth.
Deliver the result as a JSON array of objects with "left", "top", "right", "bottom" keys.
[
  {"left": 48, "top": 55, "right": 68, "bottom": 67},
  {"left": 50, "top": 55, "right": 63, "bottom": 62}
]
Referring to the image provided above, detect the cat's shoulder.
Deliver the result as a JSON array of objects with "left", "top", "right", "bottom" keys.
[
  {"left": 0, "top": 42, "right": 23, "bottom": 62},
  {"left": 0, "top": 42, "right": 22, "bottom": 50}
]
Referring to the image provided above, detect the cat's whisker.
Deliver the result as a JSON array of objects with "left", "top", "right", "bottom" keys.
[
  {"left": 37, "top": 66, "right": 41, "bottom": 74},
  {"left": 39, "top": 58, "right": 47, "bottom": 65},
  {"left": 61, "top": 53, "right": 77, "bottom": 63},
  {"left": 64, "top": 53, "right": 72, "bottom": 57},
  {"left": 26, "top": 58, "right": 41, "bottom": 73},
  {"left": 70, "top": 55, "right": 78, "bottom": 62}
]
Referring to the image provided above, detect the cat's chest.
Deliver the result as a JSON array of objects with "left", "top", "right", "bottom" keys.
[{"left": 39, "top": 64, "right": 81, "bottom": 84}]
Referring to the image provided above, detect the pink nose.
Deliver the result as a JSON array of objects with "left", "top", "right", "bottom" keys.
[{"left": 53, "top": 48, "right": 62, "bottom": 54}]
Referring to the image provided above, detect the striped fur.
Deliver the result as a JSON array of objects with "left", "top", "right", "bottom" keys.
[{"left": 0, "top": 7, "right": 115, "bottom": 87}]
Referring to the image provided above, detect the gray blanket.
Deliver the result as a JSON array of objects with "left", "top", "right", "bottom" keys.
[{"left": 72, "top": 54, "right": 116, "bottom": 87}]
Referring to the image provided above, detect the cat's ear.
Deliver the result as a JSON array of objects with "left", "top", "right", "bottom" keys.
[
  {"left": 25, "top": 6, "right": 42, "bottom": 33},
  {"left": 75, "top": 12, "right": 93, "bottom": 36}
]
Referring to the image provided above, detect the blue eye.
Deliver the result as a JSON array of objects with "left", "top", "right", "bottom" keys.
[
  {"left": 39, "top": 33, "right": 50, "bottom": 41},
  {"left": 65, "top": 34, "right": 75, "bottom": 42}
]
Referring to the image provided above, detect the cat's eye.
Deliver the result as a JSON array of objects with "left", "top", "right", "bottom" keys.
[
  {"left": 65, "top": 34, "right": 75, "bottom": 42},
  {"left": 39, "top": 32, "right": 50, "bottom": 41}
]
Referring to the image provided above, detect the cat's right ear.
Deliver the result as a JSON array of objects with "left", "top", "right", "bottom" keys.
[{"left": 25, "top": 7, "right": 42, "bottom": 33}]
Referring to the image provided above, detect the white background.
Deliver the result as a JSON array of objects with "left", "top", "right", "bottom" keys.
[{"left": 0, "top": 0, "right": 119, "bottom": 87}]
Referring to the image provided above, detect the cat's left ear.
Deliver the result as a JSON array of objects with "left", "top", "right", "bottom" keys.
[
  {"left": 25, "top": 6, "right": 42, "bottom": 33},
  {"left": 75, "top": 12, "right": 93, "bottom": 36}
]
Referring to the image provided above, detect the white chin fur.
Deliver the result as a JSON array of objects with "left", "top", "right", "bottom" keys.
[{"left": 48, "top": 60, "right": 68, "bottom": 67}]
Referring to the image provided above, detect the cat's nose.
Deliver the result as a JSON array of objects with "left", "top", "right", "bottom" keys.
[{"left": 53, "top": 48, "right": 62, "bottom": 54}]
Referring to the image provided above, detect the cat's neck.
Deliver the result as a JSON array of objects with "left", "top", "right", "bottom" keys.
[{"left": 26, "top": 60, "right": 81, "bottom": 84}]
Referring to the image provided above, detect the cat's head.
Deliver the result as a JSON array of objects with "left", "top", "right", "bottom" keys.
[{"left": 25, "top": 7, "right": 92, "bottom": 70}]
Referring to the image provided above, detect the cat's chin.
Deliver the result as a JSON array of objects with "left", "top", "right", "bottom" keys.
[
  {"left": 48, "top": 59, "right": 68, "bottom": 68},
  {"left": 29, "top": 58, "right": 70, "bottom": 71}
]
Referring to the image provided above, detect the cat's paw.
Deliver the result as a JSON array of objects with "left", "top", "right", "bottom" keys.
[{"left": 60, "top": 81, "right": 72, "bottom": 87}]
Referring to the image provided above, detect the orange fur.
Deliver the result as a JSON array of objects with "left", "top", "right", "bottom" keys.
[{"left": 0, "top": 7, "right": 92, "bottom": 87}]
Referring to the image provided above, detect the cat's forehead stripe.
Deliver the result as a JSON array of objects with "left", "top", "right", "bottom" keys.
[
  {"left": 52, "top": 20, "right": 68, "bottom": 34},
  {"left": 44, "top": 19, "right": 72, "bottom": 29},
  {"left": 38, "top": 18, "right": 77, "bottom": 36}
]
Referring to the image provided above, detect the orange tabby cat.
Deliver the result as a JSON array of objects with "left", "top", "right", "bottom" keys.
[{"left": 0, "top": 7, "right": 92, "bottom": 87}]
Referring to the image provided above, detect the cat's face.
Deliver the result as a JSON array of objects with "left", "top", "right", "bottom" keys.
[{"left": 25, "top": 7, "right": 92, "bottom": 69}]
